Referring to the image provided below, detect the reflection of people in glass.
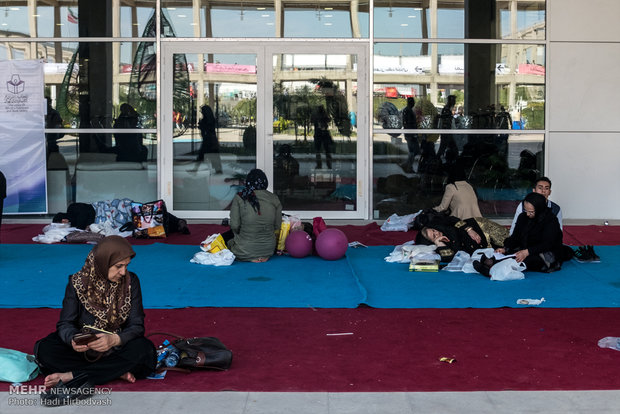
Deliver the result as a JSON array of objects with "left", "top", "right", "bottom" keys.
[
  {"left": 274, "top": 144, "right": 299, "bottom": 193},
  {"left": 45, "top": 99, "right": 64, "bottom": 156},
  {"left": 311, "top": 105, "right": 333, "bottom": 169},
  {"left": 400, "top": 97, "right": 419, "bottom": 173},
  {"left": 197, "top": 105, "right": 222, "bottom": 173},
  {"left": 114, "top": 104, "right": 147, "bottom": 162},
  {"left": 437, "top": 95, "right": 458, "bottom": 163}
]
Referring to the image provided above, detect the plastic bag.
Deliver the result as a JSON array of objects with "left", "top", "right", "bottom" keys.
[
  {"left": 380, "top": 212, "right": 420, "bottom": 232},
  {"left": 443, "top": 251, "right": 471, "bottom": 272},
  {"left": 190, "top": 250, "right": 235, "bottom": 266},
  {"left": 462, "top": 248, "right": 495, "bottom": 273},
  {"left": 276, "top": 217, "right": 292, "bottom": 253},
  {"left": 0, "top": 348, "right": 40, "bottom": 383},
  {"left": 384, "top": 242, "right": 438, "bottom": 263},
  {"left": 598, "top": 337, "right": 620, "bottom": 351},
  {"left": 200, "top": 233, "right": 227, "bottom": 253},
  {"left": 489, "top": 258, "right": 526, "bottom": 281}
]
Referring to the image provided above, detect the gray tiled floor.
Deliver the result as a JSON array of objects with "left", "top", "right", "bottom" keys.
[{"left": 3, "top": 391, "right": 620, "bottom": 414}]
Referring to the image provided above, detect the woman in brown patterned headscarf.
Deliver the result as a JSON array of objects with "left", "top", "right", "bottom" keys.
[{"left": 35, "top": 236, "right": 156, "bottom": 391}]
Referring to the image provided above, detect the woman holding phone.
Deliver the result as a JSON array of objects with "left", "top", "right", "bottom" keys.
[{"left": 34, "top": 236, "right": 156, "bottom": 390}]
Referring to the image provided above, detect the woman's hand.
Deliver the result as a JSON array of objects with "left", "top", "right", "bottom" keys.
[
  {"left": 87, "top": 334, "right": 121, "bottom": 353},
  {"left": 71, "top": 340, "right": 90, "bottom": 353},
  {"left": 435, "top": 235, "right": 449, "bottom": 247},
  {"left": 514, "top": 249, "right": 529, "bottom": 263},
  {"left": 466, "top": 228, "right": 482, "bottom": 244}
]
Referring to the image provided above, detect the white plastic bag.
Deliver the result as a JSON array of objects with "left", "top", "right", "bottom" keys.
[
  {"left": 489, "top": 258, "right": 526, "bottom": 281},
  {"left": 190, "top": 249, "right": 235, "bottom": 266},
  {"left": 462, "top": 248, "right": 495, "bottom": 273},
  {"left": 384, "top": 242, "right": 438, "bottom": 263},
  {"left": 443, "top": 251, "right": 471, "bottom": 272},
  {"left": 380, "top": 211, "right": 421, "bottom": 232}
]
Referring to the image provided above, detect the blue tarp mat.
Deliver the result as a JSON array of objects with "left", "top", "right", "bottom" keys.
[
  {"left": 1, "top": 244, "right": 617, "bottom": 309},
  {"left": 0, "top": 244, "right": 364, "bottom": 309}
]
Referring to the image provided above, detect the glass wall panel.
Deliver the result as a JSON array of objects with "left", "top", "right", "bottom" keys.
[
  {"left": 374, "top": 0, "right": 545, "bottom": 40},
  {"left": 272, "top": 53, "right": 358, "bottom": 211},
  {"left": 161, "top": 1, "right": 369, "bottom": 38},
  {"left": 374, "top": 42, "right": 545, "bottom": 131},
  {"left": 372, "top": 132, "right": 544, "bottom": 219},
  {"left": 0, "top": 1, "right": 155, "bottom": 38},
  {"left": 48, "top": 131, "right": 157, "bottom": 210},
  {"left": 13, "top": 42, "right": 159, "bottom": 131},
  {"left": 284, "top": 5, "right": 369, "bottom": 38},
  {"left": 172, "top": 52, "right": 257, "bottom": 211}
]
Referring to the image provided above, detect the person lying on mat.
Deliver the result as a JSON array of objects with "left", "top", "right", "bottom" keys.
[
  {"left": 416, "top": 215, "right": 508, "bottom": 262},
  {"left": 34, "top": 235, "right": 156, "bottom": 388},
  {"left": 496, "top": 192, "right": 573, "bottom": 273},
  {"left": 509, "top": 176, "right": 562, "bottom": 235},
  {"left": 221, "top": 168, "right": 282, "bottom": 262}
]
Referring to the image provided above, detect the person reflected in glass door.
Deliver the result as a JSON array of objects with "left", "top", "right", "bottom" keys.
[
  {"left": 197, "top": 105, "right": 223, "bottom": 174},
  {"left": 311, "top": 105, "right": 333, "bottom": 169}
]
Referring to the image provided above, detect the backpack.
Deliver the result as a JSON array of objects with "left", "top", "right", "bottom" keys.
[{"left": 149, "top": 332, "right": 232, "bottom": 372}]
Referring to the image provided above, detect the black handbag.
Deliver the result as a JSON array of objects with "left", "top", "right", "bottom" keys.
[{"left": 148, "top": 332, "right": 232, "bottom": 372}]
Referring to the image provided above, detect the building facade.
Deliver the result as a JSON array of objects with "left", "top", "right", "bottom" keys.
[{"left": 1, "top": 0, "right": 617, "bottom": 222}]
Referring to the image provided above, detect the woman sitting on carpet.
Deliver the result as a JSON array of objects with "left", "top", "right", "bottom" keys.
[
  {"left": 495, "top": 192, "right": 573, "bottom": 273},
  {"left": 34, "top": 235, "right": 156, "bottom": 388},
  {"left": 432, "top": 162, "right": 481, "bottom": 220},
  {"left": 222, "top": 168, "right": 282, "bottom": 262},
  {"left": 416, "top": 214, "right": 509, "bottom": 262}
]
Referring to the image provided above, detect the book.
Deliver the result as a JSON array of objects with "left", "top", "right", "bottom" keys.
[{"left": 409, "top": 260, "right": 439, "bottom": 272}]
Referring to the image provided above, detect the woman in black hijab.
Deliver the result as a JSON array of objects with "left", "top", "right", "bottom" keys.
[
  {"left": 497, "top": 192, "right": 571, "bottom": 272},
  {"left": 416, "top": 214, "right": 508, "bottom": 262}
]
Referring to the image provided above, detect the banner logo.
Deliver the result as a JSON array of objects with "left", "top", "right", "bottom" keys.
[{"left": 7, "top": 74, "right": 25, "bottom": 94}]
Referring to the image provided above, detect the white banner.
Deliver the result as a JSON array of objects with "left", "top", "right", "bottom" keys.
[{"left": 0, "top": 60, "right": 46, "bottom": 214}]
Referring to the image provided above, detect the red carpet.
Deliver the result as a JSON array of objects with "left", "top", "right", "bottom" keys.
[
  {"left": 3, "top": 307, "right": 620, "bottom": 392},
  {"left": 2, "top": 223, "right": 619, "bottom": 246}
]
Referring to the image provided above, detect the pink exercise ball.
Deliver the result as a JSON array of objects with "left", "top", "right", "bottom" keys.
[
  {"left": 285, "top": 230, "right": 313, "bottom": 258},
  {"left": 315, "top": 228, "right": 348, "bottom": 260}
]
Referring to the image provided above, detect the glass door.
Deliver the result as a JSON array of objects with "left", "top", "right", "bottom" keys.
[{"left": 161, "top": 41, "right": 368, "bottom": 219}]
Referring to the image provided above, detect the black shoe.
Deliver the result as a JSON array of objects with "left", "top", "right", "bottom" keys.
[
  {"left": 539, "top": 252, "right": 561, "bottom": 273},
  {"left": 40, "top": 373, "right": 95, "bottom": 407},
  {"left": 588, "top": 245, "right": 601, "bottom": 263},
  {"left": 573, "top": 246, "right": 593, "bottom": 263},
  {"left": 473, "top": 255, "right": 495, "bottom": 277}
]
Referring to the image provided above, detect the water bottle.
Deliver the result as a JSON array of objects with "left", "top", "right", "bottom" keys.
[
  {"left": 598, "top": 337, "right": 620, "bottom": 351},
  {"left": 164, "top": 346, "right": 180, "bottom": 367}
]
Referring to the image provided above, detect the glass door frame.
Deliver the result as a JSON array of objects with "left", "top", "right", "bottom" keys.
[{"left": 160, "top": 40, "right": 369, "bottom": 219}]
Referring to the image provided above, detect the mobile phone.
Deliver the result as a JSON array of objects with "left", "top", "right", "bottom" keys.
[{"left": 72, "top": 332, "right": 98, "bottom": 346}]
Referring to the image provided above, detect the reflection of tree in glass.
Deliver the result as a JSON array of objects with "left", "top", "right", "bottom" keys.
[{"left": 128, "top": 9, "right": 190, "bottom": 132}]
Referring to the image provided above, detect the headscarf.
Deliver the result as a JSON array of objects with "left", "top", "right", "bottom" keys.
[
  {"left": 517, "top": 192, "right": 552, "bottom": 245},
  {"left": 523, "top": 192, "right": 549, "bottom": 223},
  {"left": 238, "top": 169, "right": 268, "bottom": 214},
  {"left": 71, "top": 235, "right": 135, "bottom": 332}
]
